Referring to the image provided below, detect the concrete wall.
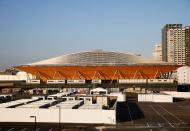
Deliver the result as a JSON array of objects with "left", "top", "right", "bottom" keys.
[
  {"left": 138, "top": 93, "right": 173, "bottom": 103},
  {"left": 0, "top": 108, "right": 116, "bottom": 124}
]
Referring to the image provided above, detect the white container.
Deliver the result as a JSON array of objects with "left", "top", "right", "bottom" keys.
[
  {"left": 137, "top": 79, "right": 146, "bottom": 83},
  {"left": 29, "top": 80, "right": 40, "bottom": 84},
  {"left": 92, "top": 79, "right": 101, "bottom": 84},
  {"left": 67, "top": 80, "right": 85, "bottom": 84},
  {"left": 148, "top": 79, "right": 159, "bottom": 83},
  {"left": 55, "top": 80, "right": 65, "bottom": 84},
  {"left": 67, "top": 80, "right": 75, "bottom": 84},
  {"left": 148, "top": 79, "right": 174, "bottom": 84},
  {"left": 76, "top": 80, "right": 85, "bottom": 84},
  {"left": 47, "top": 80, "right": 56, "bottom": 84}
]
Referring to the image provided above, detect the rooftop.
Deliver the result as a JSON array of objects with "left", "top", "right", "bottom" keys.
[
  {"left": 17, "top": 100, "right": 56, "bottom": 108},
  {"left": 50, "top": 100, "right": 83, "bottom": 109},
  {"left": 27, "top": 50, "right": 169, "bottom": 66},
  {"left": 0, "top": 99, "right": 38, "bottom": 108},
  {"left": 79, "top": 104, "right": 102, "bottom": 110}
]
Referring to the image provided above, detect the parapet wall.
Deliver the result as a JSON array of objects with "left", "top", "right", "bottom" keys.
[{"left": 0, "top": 108, "right": 116, "bottom": 124}]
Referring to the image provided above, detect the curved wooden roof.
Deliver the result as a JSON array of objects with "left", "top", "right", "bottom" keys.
[{"left": 16, "top": 65, "right": 180, "bottom": 81}]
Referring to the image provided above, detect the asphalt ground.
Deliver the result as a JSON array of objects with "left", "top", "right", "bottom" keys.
[
  {"left": 113, "top": 93, "right": 190, "bottom": 131},
  {"left": 0, "top": 123, "right": 97, "bottom": 131},
  {"left": 1, "top": 93, "right": 190, "bottom": 131}
]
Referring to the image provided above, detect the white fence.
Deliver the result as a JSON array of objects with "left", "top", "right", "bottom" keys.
[
  {"left": 67, "top": 80, "right": 85, "bottom": 84},
  {"left": 0, "top": 108, "right": 116, "bottom": 124},
  {"left": 162, "top": 91, "right": 190, "bottom": 98},
  {"left": 138, "top": 93, "right": 173, "bottom": 103},
  {"left": 148, "top": 79, "right": 174, "bottom": 84},
  {"left": 138, "top": 94, "right": 153, "bottom": 102},
  {"left": 47, "top": 80, "right": 65, "bottom": 84},
  {"left": 119, "top": 79, "right": 146, "bottom": 84}
]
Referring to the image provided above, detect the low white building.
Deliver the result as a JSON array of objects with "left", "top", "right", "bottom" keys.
[
  {"left": 177, "top": 66, "right": 190, "bottom": 85},
  {"left": 0, "top": 71, "right": 36, "bottom": 83},
  {"left": 90, "top": 87, "right": 108, "bottom": 95}
]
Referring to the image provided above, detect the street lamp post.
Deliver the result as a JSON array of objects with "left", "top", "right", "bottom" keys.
[
  {"left": 56, "top": 105, "right": 61, "bottom": 131},
  {"left": 30, "top": 116, "right": 36, "bottom": 130}
]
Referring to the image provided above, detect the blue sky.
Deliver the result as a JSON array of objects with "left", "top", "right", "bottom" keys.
[{"left": 0, "top": 0, "right": 190, "bottom": 70}]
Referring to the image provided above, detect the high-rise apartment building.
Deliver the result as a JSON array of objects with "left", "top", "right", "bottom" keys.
[
  {"left": 162, "top": 24, "right": 190, "bottom": 65},
  {"left": 162, "top": 24, "right": 182, "bottom": 62},
  {"left": 185, "top": 26, "right": 190, "bottom": 66},
  {"left": 153, "top": 43, "right": 162, "bottom": 61},
  {"left": 167, "top": 28, "right": 185, "bottom": 65}
]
